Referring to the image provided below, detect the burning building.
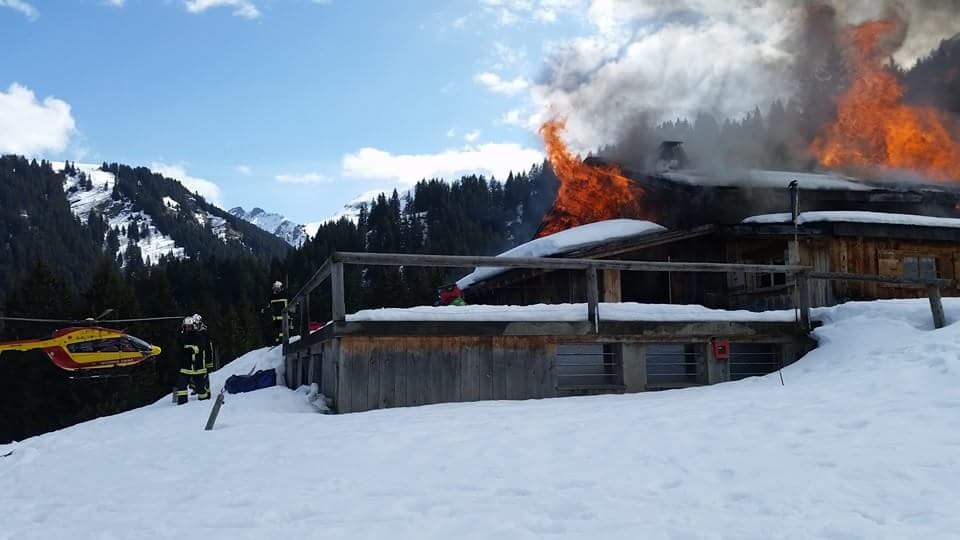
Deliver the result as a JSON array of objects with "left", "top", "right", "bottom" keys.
[{"left": 280, "top": 7, "right": 960, "bottom": 414}]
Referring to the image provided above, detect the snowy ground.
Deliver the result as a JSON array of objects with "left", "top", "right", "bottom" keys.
[{"left": 2, "top": 299, "right": 960, "bottom": 539}]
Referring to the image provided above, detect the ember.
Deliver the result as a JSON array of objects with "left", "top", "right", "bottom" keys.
[
  {"left": 811, "top": 19, "right": 960, "bottom": 182},
  {"left": 538, "top": 119, "right": 646, "bottom": 237}
]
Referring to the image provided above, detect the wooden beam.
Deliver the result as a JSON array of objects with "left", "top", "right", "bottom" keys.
[
  {"left": 927, "top": 285, "right": 947, "bottom": 329},
  {"left": 331, "top": 262, "right": 346, "bottom": 323},
  {"left": 808, "top": 271, "right": 952, "bottom": 288},
  {"left": 281, "top": 309, "right": 290, "bottom": 352},
  {"left": 602, "top": 269, "right": 622, "bottom": 302},
  {"left": 288, "top": 258, "right": 332, "bottom": 311},
  {"left": 333, "top": 251, "right": 807, "bottom": 275},
  {"left": 585, "top": 266, "right": 599, "bottom": 333},
  {"left": 301, "top": 293, "right": 310, "bottom": 337}
]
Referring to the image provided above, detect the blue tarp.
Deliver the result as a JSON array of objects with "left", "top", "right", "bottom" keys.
[{"left": 225, "top": 369, "right": 277, "bottom": 394}]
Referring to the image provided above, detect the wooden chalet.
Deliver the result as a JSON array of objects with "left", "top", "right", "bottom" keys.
[{"left": 283, "top": 169, "right": 959, "bottom": 414}]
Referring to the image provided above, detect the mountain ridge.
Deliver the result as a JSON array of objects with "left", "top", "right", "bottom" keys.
[{"left": 228, "top": 206, "right": 309, "bottom": 247}]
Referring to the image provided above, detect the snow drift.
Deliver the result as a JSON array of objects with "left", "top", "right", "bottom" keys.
[{"left": 2, "top": 299, "right": 959, "bottom": 539}]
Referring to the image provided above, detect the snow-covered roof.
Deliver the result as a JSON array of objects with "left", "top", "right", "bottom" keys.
[
  {"left": 743, "top": 211, "right": 960, "bottom": 229},
  {"left": 456, "top": 219, "right": 667, "bottom": 290},
  {"left": 348, "top": 302, "right": 797, "bottom": 323},
  {"left": 660, "top": 169, "right": 874, "bottom": 191}
]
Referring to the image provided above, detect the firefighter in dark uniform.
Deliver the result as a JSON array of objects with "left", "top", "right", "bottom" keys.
[
  {"left": 175, "top": 314, "right": 213, "bottom": 405},
  {"left": 270, "top": 281, "right": 288, "bottom": 346}
]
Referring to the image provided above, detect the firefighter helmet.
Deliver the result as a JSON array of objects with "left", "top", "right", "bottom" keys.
[
  {"left": 182, "top": 314, "right": 205, "bottom": 331},
  {"left": 272, "top": 281, "right": 284, "bottom": 294}
]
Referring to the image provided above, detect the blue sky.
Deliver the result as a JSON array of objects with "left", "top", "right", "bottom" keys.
[
  {"left": 0, "top": 0, "right": 592, "bottom": 223},
  {"left": 6, "top": 1, "right": 951, "bottom": 225}
]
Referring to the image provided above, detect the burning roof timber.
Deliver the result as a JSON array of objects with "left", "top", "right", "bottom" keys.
[{"left": 566, "top": 159, "right": 960, "bottom": 232}]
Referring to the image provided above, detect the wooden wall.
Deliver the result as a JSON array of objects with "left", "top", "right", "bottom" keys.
[
  {"left": 726, "top": 235, "right": 960, "bottom": 309},
  {"left": 333, "top": 336, "right": 556, "bottom": 413},
  {"left": 824, "top": 237, "right": 959, "bottom": 301}
]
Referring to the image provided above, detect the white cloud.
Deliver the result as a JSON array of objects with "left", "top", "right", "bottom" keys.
[
  {"left": 480, "top": 0, "right": 581, "bottom": 26},
  {"left": 474, "top": 72, "right": 529, "bottom": 95},
  {"left": 490, "top": 42, "right": 527, "bottom": 71},
  {"left": 0, "top": 0, "right": 38, "bottom": 20},
  {"left": 150, "top": 162, "right": 224, "bottom": 206},
  {"left": 275, "top": 172, "right": 331, "bottom": 184},
  {"left": 312, "top": 0, "right": 332, "bottom": 4},
  {"left": 498, "top": 109, "right": 524, "bottom": 126},
  {"left": 0, "top": 83, "right": 76, "bottom": 156},
  {"left": 104, "top": 0, "right": 125, "bottom": 7},
  {"left": 234, "top": 164, "right": 252, "bottom": 175},
  {"left": 183, "top": 0, "right": 260, "bottom": 19},
  {"left": 464, "top": 130, "right": 481, "bottom": 143},
  {"left": 341, "top": 143, "right": 543, "bottom": 186},
  {"left": 446, "top": 128, "right": 457, "bottom": 138}
]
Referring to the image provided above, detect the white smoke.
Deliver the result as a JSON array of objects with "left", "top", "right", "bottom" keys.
[{"left": 529, "top": 0, "right": 960, "bottom": 153}]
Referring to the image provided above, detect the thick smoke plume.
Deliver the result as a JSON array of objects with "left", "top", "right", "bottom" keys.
[{"left": 534, "top": 0, "right": 960, "bottom": 172}]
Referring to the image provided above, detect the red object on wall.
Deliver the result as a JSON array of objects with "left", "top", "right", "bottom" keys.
[
  {"left": 712, "top": 338, "right": 730, "bottom": 361},
  {"left": 439, "top": 286, "right": 464, "bottom": 306}
]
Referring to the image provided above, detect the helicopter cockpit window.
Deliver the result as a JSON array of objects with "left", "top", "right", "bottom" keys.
[
  {"left": 67, "top": 341, "right": 96, "bottom": 353},
  {"left": 124, "top": 336, "right": 153, "bottom": 352},
  {"left": 94, "top": 339, "right": 122, "bottom": 353}
]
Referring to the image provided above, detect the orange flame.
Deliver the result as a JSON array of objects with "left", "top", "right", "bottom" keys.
[
  {"left": 537, "top": 119, "right": 645, "bottom": 237},
  {"left": 811, "top": 19, "right": 960, "bottom": 181}
]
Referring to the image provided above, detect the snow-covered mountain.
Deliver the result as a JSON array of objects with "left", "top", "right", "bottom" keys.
[
  {"left": 54, "top": 162, "right": 289, "bottom": 266},
  {"left": 228, "top": 206, "right": 309, "bottom": 247}
]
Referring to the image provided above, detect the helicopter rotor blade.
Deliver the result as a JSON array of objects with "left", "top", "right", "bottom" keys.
[
  {"left": 100, "top": 316, "right": 187, "bottom": 323},
  {"left": 0, "top": 316, "right": 84, "bottom": 324}
]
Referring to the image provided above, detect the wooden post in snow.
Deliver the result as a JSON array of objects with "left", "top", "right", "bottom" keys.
[
  {"left": 586, "top": 266, "right": 599, "bottom": 333},
  {"left": 331, "top": 262, "right": 346, "bottom": 323},
  {"left": 301, "top": 292, "right": 310, "bottom": 337},
  {"left": 927, "top": 285, "right": 947, "bottom": 329},
  {"left": 204, "top": 389, "right": 225, "bottom": 431},
  {"left": 281, "top": 307, "right": 290, "bottom": 351}
]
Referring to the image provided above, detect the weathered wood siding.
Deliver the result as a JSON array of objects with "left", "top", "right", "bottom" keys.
[
  {"left": 826, "top": 237, "right": 959, "bottom": 301},
  {"left": 727, "top": 235, "right": 960, "bottom": 309},
  {"left": 334, "top": 336, "right": 557, "bottom": 413}
]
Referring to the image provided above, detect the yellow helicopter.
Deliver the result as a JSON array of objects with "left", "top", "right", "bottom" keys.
[{"left": 0, "top": 310, "right": 182, "bottom": 374}]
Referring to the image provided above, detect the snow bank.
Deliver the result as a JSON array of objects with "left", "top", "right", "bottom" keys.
[
  {"left": 349, "top": 302, "right": 799, "bottom": 323},
  {"left": 744, "top": 210, "right": 960, "bottom": 229},
  {"left": 3, "top": 299, "right": 960, "bottom": 539},
  {"left": 457, "top": 219, "right": 666, "bottom": 289}
]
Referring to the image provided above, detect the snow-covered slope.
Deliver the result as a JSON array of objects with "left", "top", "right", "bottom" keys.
[
  {"left": 57, "top": 162, "right": 187, "bottom": 263},
  {"left": 229, "top": 206, "right": 309, "bottom": 247},
  {"left": 3, "top": 299, "right": 960, "bottom": 539}
]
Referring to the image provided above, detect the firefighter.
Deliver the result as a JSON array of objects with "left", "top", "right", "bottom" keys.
[
  {"left": 270, "top": 281, "right": 288, "bottom": 345},
  {"left": 175, "top": 314, "right": 213, "bottom": 405}
]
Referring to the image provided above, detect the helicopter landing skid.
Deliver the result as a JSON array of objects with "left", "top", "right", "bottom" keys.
[{"left": 67, "top": 372, "right": 132, "bottom": 381}]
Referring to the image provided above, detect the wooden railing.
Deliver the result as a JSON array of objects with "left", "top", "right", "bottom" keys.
[{"left": 282, "top": 251, "right": 951, "bottom": 349}]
